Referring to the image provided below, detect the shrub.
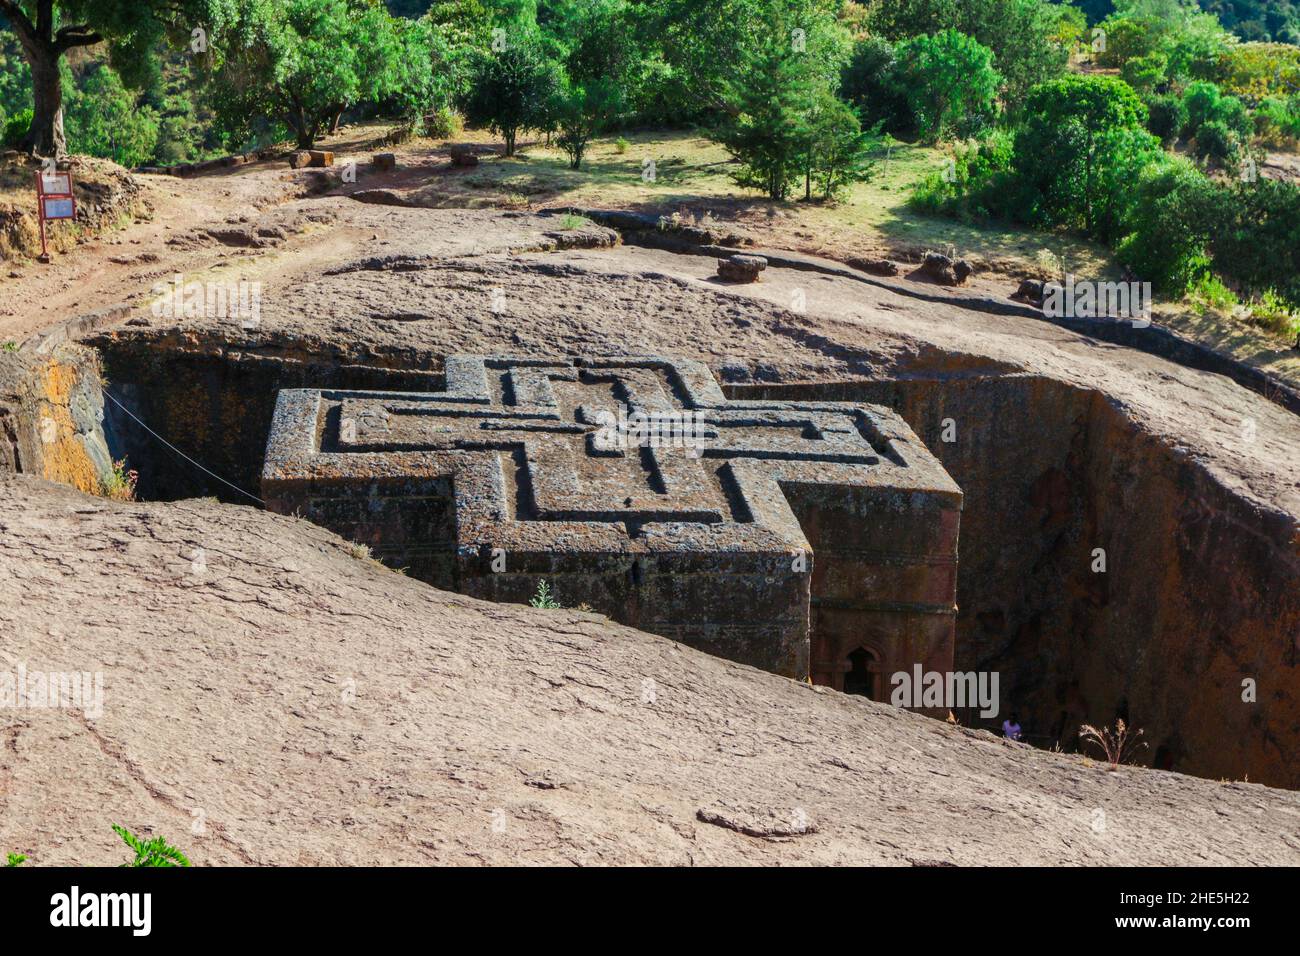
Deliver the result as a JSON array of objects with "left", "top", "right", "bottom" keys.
[
  {"left": 1078, "top": 719, "right": 1147, "bottom": 767},
  {"left": 1146, "top": 94, "right": 1187, "bottom": 146},
  {"left": 423, "top": 106, "right": 462, "bottom": 140},
  {"left": 1255, "top": 96, "right": 1300, "bottom": 146},
  {"left": 529, "top": 580, "right": 562, "bottom": 609},
  {"left": 1121, "top": 51, "right": 1169, "bottom": 95},
  {"left": 1187, "top": 274, "right": 1238, "bottom": 312},
  {"left": 909, "top": 128, "right": 1017, "bottom": 223},
  {"left": 1210, "top": 178, "right": 1300, "bottom": 309},
  {"left": 1181, "top": 82, "right": 1250, "bottom": 140},
  {"left": 1192, "top": 119, "right": 1241, "bottom": 168},
  {"left": 2, "top": 107, "right": 32, "bottom": 148},
  {"left": 1117, "top": 157, "right": 1221, "bottom": 295},
  {"left": 112, "top": 825, "right": 191, "bottom": 867}
]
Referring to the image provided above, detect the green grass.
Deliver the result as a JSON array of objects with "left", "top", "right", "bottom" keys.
[{"left": 428, "top": 129, "right": 1111, "bottom": 276}]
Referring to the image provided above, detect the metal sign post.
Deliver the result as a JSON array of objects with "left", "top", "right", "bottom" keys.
[{"left": 34, "top": 168, "right": 75, "bottom": 263}]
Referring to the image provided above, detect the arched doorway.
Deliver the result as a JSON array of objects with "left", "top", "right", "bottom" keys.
[{"left": 842, "top": 647, "right": 880, "bottom": 700}]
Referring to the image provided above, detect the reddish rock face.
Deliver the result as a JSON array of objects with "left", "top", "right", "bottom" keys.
[{"left": 262, "top": 355, "right": 962, "bottom": 697}]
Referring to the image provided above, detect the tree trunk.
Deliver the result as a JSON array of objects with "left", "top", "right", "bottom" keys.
[
  {"left": 330, "top": 109, "right": 344, "bottom": 135},
  {"left": 504, "top": 130, "right": 516, "bottom": 156},
  {"left": 19, "top": 43, "right": 65, "bottom": 159}
]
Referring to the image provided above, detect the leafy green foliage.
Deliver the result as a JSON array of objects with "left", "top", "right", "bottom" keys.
[
  {"left": 2, "top": 106, "right": 30, "bottom": 147},
  {"left": 464, "top": 38, "right": 563, "bottom": 156},
  {"left": 554, "top": 77, "right": 623, "bottom": 169},
  {"left": 1013, "top": 75, "right": 1149, "bottom": 234},
  {"left": 895, "top": 30, "right": 1001, "bottom": 143},
  {"left": 209, "top": 0, "right": 413, "bottom": 150},
  {"left": 1146, "top": 92, "right": 1189, "bottom": 143},
  {"left": 529, "top": 580, "right": 562, "bottom": 609},
  {"left": 707, "top": 0, "right": 865, "bottom": 201},
  {"left": 112, "top": 824, "right": 191, "bottom": 867},
  {"left": 840, "top": 35, "right": 914, "bottom": 136},
  {"left": 0, "top": 0, "right": 237, "bottom": 156},
  {"left": 867, "top": 0, "right": 1071, "bottom": 102},
  {"left": 5, "top": 852, "right": 26, "bottom": 866},
  {"left": 1191, "top": 117, "right": 1242, "bottom": 164},
  {"left": 1117, "top": 158, "right": 1218, "bottom": 292},
  {"left": 63, "top": 64, "right": 160, "bottom": 168}
]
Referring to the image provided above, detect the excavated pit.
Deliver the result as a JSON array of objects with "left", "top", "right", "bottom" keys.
[{"left": 64, "top": 328, "right": 1300, "bottom": 790}]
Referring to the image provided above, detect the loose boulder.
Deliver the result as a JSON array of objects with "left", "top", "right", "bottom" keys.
[
  {"left": 372, "top": 152, "right": 397, "bottom": 171},
  {"left": 449, "top": 146, "right": 479, "bottom": 168},
  {"left": 919, "top": 252, "right": 974, "bottom": 287},
  {"left": 1011, "top": 278, "right": 1046, "bottom": 306},
  {"left": 846, "top": 256, "right": 900, "bottom": 277},
  {"left": 288, "top": 151, "right": 312, "bottom": 170},
  {"left": 717, "top": 254, "right": 767, "bottom": 283}
]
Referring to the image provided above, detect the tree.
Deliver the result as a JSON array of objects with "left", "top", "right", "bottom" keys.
[
  {"left": 803, "top": 91, "right": 876, "bottom": 202},
  {"left": 867, "top": 0, "right": 1069, "bottom": 103},
  {"left": 463, "top": 38, "right": 562, "bottom": 156},
  {"left": 711, "top": 0, "right": 850, "bottom": 201},
  {"left": 0, "top": 0, "right": 234, "bottom": 157},
  {"left": 553, "top": 76, "right": 622, "bottom": 169},
  {"left": 1014, "top": 74, "right": 1147, "bottom": 234},
  {"left": 210, "top": 0, "right": 407, "bottom": 150},
  {"left": 63, "top": 62, "right": 160, "bottom": 168},
  {"left": 895, "top": 29, "right": 1001, "bottom": 143},
  {"left": 1116, "top": 155, "right": 1220, "bottom": 293},
  {"left": 840, "top": 35, "right": 914, "bottom": 135}
]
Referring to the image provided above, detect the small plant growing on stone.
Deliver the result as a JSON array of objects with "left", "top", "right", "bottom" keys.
[
  {"left": 1078, "top": 719, "right": 1147, "bottom": 769},
  {"left": 5, "top": 852, "right": 26, "bottom": 866},
  {"left": 101, "top": 458, "right": 138, "bottom": 502},
  {"left": 559, "top": 213, "right": 586, "bottom": 230},
  {"left": 112, "top": 824, "right": 190, "bottom": 867},
  {"left": 529, "top": 579, "right": 562, "bottom": 609},
  {"left": 1, "top": 341, "right": 17, "bottom": 352}
]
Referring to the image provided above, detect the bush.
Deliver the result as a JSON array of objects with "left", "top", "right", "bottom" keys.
[
  {"left": 1181, "top": 82, "right": 1251, "bottom": 140},
  {"left": 1191, "top": 119, "right": 1241, "bottom": 168},
  {"left": 2, "top": 108, "right": 32, "bottom": 148},
  {"left": 1121, "top": 51, "right": 1169, "bottom": 95},
  {"left": 909, "top": 129, "right": 1018, "bottom": 223},
  {"left": 423, "top": 106, "right": 462, "bottom": 140},
  {"left": 1187, "top": 274, "right": 1238, "bottom": 312},
  {"left": 840, "top": 35, "right": 913, "bottom": 136},
  {"left": 1146, "top": 94, "right": 1188, "bottom": 146},
  {"left": 1255, "top": 96, "right": 1300, "bottom": 146},
  {"left": 1117, "top": 157, "right": 1221, "bottom": 295},
  {"left": 1211, "top": 178, "right": 1300, "bottom": 309}
]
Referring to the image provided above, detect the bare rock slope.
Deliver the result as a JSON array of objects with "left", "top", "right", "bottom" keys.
[{"left": 1, "top": 473, "right": 1298, "bottom": 866}]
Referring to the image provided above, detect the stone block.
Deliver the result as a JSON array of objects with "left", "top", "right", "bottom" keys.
[
  {"left": 717, "top": 254, "right": 767, "bottom": 283},
  {"left": 262, "top": 356, "right": 962, "bottom": 696}
]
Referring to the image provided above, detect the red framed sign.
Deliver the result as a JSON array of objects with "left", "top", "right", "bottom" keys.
[{"left": 34, "top": 168, "right": 76, "bottom": 261}]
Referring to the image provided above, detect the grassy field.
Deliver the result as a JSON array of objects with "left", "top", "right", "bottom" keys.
[
  {"left": 414, "top": 128, "right": 1114, "bottom": 279},
  {"left": 396, "top": 125, "right": 1298, "bottom": 382}
]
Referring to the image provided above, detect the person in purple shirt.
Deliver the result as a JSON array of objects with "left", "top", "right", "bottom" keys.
[{"left": 1002, "top": 713, "right": 1023, "bottom": 741}]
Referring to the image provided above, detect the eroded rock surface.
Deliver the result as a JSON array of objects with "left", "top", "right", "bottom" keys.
[{"left": 2, "top": 473, "right": 1297, "bottom": 866}]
